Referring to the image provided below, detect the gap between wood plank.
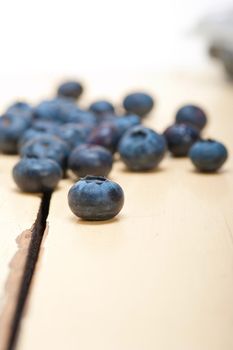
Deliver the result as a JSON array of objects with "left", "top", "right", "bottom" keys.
[{"left": 0, "top": 191, "right": 52, "bottom": 350}]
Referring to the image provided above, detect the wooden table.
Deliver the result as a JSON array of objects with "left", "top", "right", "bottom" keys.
[{"left": 0, "top": 70, "right": 233, "bottom": 350}]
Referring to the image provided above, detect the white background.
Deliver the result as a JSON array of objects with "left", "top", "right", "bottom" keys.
[{"left": 0, "top": 0, "right": 232, "bottom": 77}]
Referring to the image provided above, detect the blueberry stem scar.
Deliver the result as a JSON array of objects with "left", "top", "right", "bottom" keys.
[{"left": 5, "top": 191, "right": 52, "bottom": 350}]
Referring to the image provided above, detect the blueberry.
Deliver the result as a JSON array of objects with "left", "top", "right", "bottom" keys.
[
  {"left": 0, "top": 113, "right": 31, "bottom": 154},
  {"left": 57, "top": 80, "right": 83, "bottom": 100},
  {"left": 123, "top": 92, "right": 154, "bottom": 117},
  {"left": 87, "top": 122, "right": 119, "bottom": 153},
  {"left": 114, "top": 114, "right": 141, "bottom": 138},
  {"left": 6, "top": 101, "right": 32, "bottom": 114},
  {"left": 164, "top": 123, "right": 200, "bottom": 157},
  {"left": 32, "top": 120, "right": 61, "bottom": 132},
  {"left": 19, "top": 121, "right": 59, "bottom": 149},
  {"left": 55, "top": 123, "right": 92, "bottom": 150},
  {"left": 6, "top": 101, "right": 34, "bottom": 122},
  {"left": 118, "top": 125, "right": 166, "bottom": 171},
  {"left": 89, "top": 100, "right": 115, "bottom": 115},
  {"left": 175, "top": 104, "right": 207, "bottom": 130},
  {"left": 65, "top": 109, "right": 97, "bottom": 126},
  {"left": 68, "top": 144, "right": 113, "bottom": 178},
  {"left": 20, "top": 135, "right": 69, "bottom": 170},
  {"left": 13, "top": 157, "right": 62, "bottom": 193},
  {"left": 34, "top": 98, "right": 82, "bottom": 124},
  {"left": 68, "top": 176, "right": 124, "bottom": 221},
  {"left": 189, "top": 139, "right": 228, "bottom": 172}
]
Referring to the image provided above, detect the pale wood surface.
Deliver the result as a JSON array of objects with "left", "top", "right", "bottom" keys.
[
  {"left": 0, "top": 71, "right": 233, "bottom": 350},
  {"left": 0, "top": 156, "right": 40, "bottom": 310}
]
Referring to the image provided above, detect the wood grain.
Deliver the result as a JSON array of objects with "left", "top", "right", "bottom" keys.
[{"left": 1, "top": 71, "right": 233, "bottom": 350}]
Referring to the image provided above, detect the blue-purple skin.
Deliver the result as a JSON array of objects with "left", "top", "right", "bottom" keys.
[
  {"left": 89, "top": 100, "right": 115, "bottom": 116},
  {"left": 93, "top": 112, "right": 117, "bottom": 125},
  {"left": 68, "top": 144, "right": 113, "bottom": 178},
  {"left": 114, "top": 114, "right": 141, "bottom": 139},
  {"left": 163, "top": 123, "right": 200, "bottom": 157},
  {"left": 32, "top": 120, "right": 61, "bottom": 132},
  {"left": 87, "top": 122, "right": 119, "bottom": 153},
  {"left": 33, "top": 98, "right": 83, "bottom": 124},
  {"left": 175, "top": 105, "right": 207, "bottom": 130},
  {"left": 13, "top": 157, "right": 62, "bottom": 193},
  {"left": 55, "top": 123, "right": 92, "bottom": 150},
  {"left": 0, "top": 113, "right": 31, "bottom": 154},
  {"left": 118, "top": 125, "right": 167, "bottom": 171},
  {"left": 6, "top": 101, "right": 34, "bottom": 121},
  {"left": 18, "top": 121, "right": 60, "bottom": 149},
  {"left": 189, "top": 139, "right": 228, "bottom": 172},
  {"left": 20, "top": 135, "right": 69, "bottom": 170},
  {"left": 57, "top": 81, "right": 83, "bottom": 100},
  {"left": 123, "top": 92, "right": 154, "bottom": 117},
  {"left": 6, "top": 101, "right": 32, "bottom": 113},
  {"left": 68, "top": 176, "right": 124, "bottom": 221},
  {"left": 65, "top": 109, "right": 97, "bottom": 126}
]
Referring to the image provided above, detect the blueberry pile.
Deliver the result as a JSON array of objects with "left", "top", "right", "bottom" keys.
[{"left": 0, "top": 80, "right": 228, "bottom": 221}]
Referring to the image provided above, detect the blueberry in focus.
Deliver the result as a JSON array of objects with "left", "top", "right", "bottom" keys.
[
  {"left": 13, "top": 158, "right": 62, "bottom": 193},
  {"left": 89, "top": 100, "right": 115, "bottom": 115},
  {"left": 57, "top": 80, "right": 83, "bottom": 100},
  {"left": 189, "top": 139, "right": 228, "bottom": 172},
  {"left": 68, "top": 144, "right": 113, "bottom": 178},
  {"left": 175, "top": 104, "right": 207, "bottom": 130},
  {"left": 163, "top": 123, "right": 200, "bottom": 157},
  {"left": 0, "top": 113, "right": 31, "bottom": 154},
  {"left": 20, "top": 135, "right": 69, "bottom": 170},
  {"left": 123, "top": 92, "right": 154, "bottom": 117},
  {"left": 68, "top": 176, "right": 124, "bottom": 221},
  {"left": 118, "top": 125, "right": 167, "bottom": 171}
]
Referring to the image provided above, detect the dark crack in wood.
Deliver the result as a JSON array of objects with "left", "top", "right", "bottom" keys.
[{"left": 3, "top": 191, "right": 52, "bottom": 350}]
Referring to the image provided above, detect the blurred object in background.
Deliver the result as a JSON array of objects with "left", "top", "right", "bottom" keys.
[{"left": 198, "top": 7, "right": 233, "bottom": 79}]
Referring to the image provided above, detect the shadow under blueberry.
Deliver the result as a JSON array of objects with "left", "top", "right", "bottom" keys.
[
  {"left": 189, "top": 168, "right": 229, "bottom": 176},
  {"left": 12, "top": 188, "right": 43, "bottom": 198},
  {"left": 12, "top": 186, "right": 63, "bottom": 197},
  {"left": 70, "top": 215, "right": 121, "bottom": 226},
  {"left": 120, "top": 165, "right": 166, "bottom": 175}
]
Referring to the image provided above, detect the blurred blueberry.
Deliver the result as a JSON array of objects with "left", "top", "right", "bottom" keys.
[
  {"left": 118, "top": 125, "right": 166, "bottom": 171},
  {"left": 68, "top": 175, "right": 124, "bottom": 220},
  {"left": 65, "top": 109, "right": 97, "bottom": 126},
  {"left": 89, "top": 100, "right": 115, "bottom": 115},
  {"left": 0, "top": 113, "right": 31, "bottom": 154},
  {"left": 189, "top": 139, "right": 228, "bottom": 172},
  {"left": 6, "top": 101, "right": 32, "bottom": 113},
  {"left": 68, "top": 144, "right": 113, "bottom": 178},
  {"left": 164, "top": 123, "right": 200, "bottom": 157},
  {"left": 175, "top": 104, "right": 207, "bottom": 130},
  {"left": 34, "top": 98, "right": 82, "bottom": 124},
  {"left": 114, "top": 114, "right": 141, "bottom": 138},
  {"left": 87, "top": 122, "right": 119, "bottom": 153},
  {"left": 13, "top": 157, "right": 62, "bottom": 193},
  {"left": 123, "top": 92, "right": 154, "bottom": 117},
  {"left": 18, "top": 121, "right": 59, "bottom": 149},
  {"left": 32, "top": 120, "right": 61, "bottom": 131},
  {"left": 6, "top": 101, "right": 34, "bottom": 119},
  {"left": 57, "top": 80, "right": 83, "bottom": 100},
  {"left": 55, "top": 123, "right": 92, "bottom": 150},
  {"left": 20, "top": 135, "right": 69, "bottom": 170}
]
